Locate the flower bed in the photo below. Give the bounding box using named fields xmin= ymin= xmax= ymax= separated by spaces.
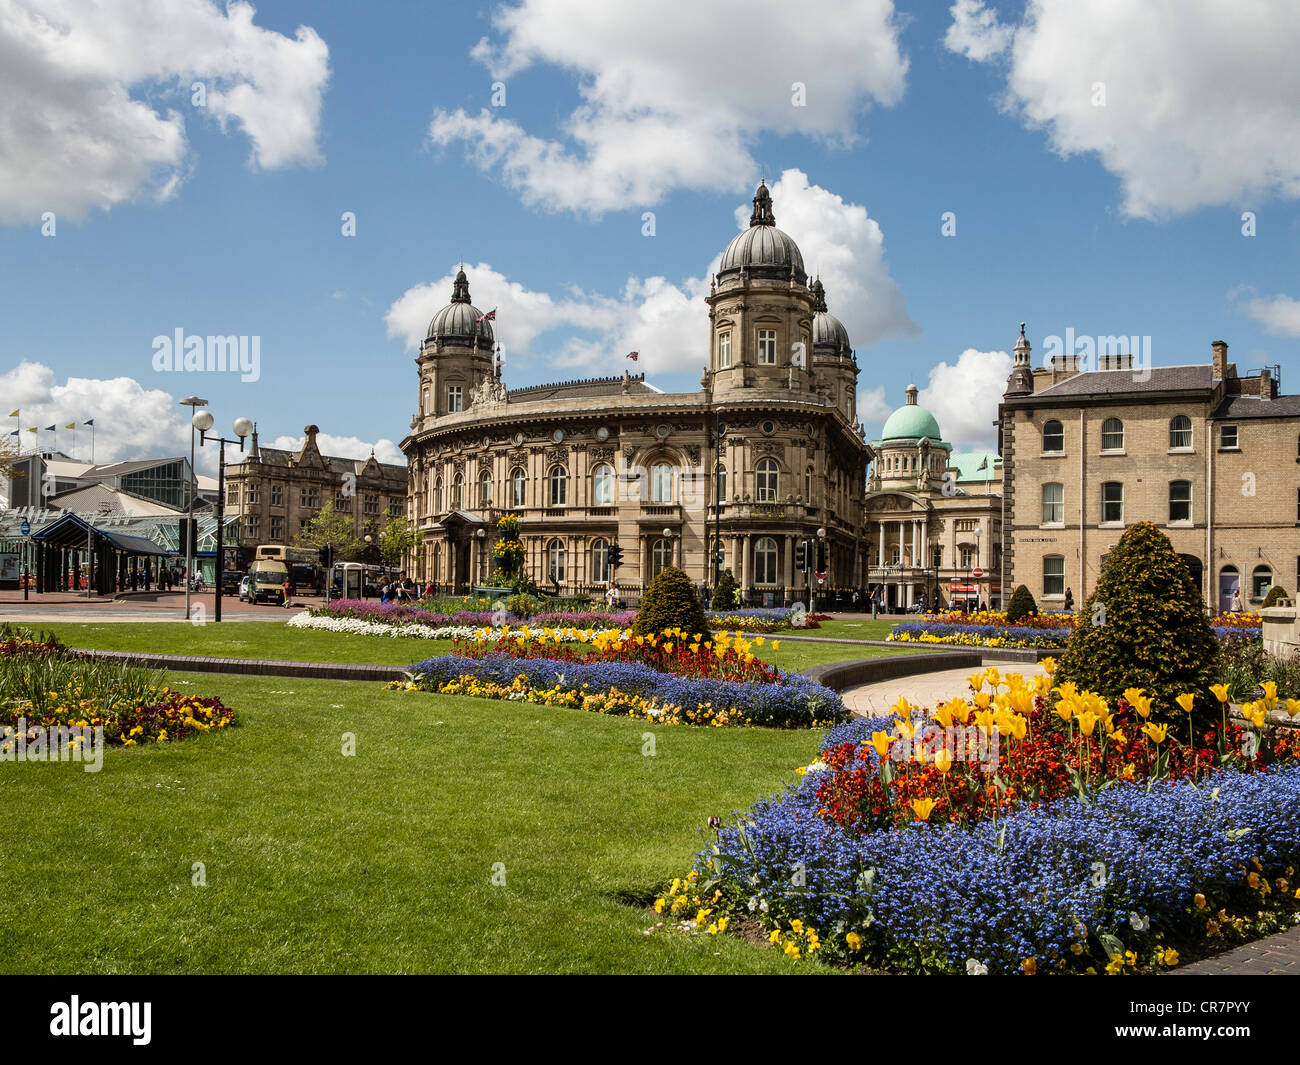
xmin=705 ymin=607 xmax=827 ymax=632
xmin=390 ymin=651 xmax=844 ymax=729
xmin=0 ymin=626 xmax=236 ymax=746
xmin=656 ymin=665 xmax=1300 ymax=972
xmin=888 ymin=621 xmax=1070 ymax=649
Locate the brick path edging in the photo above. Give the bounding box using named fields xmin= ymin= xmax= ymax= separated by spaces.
xmin=71 ymin=647 xmax=406 ymax=682
xmin=1172 ymin=923 xmax=1300 ymax=974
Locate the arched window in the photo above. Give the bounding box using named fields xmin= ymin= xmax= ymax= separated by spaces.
xmin=1101 ymin=418 xmax=1124 ymax=451
xmin=422 ymin=386 xmax=429 ymax=415
xmin=1041 ymin=482 xmax=1064 ymax=525
xmin=592 ymin=463 xmax=614 ymax=505
xmin=1042 ymin=419 xmax=1064 ymax=452
xmin=754 ymin=536 xmax=779 ymax=584
xmin=432 ymin=477 xmax=442 ymax=513
xmin=546 ymin=538 xmax=566 ymax=583
xmin=1043 ymin=556 xmax=1065 ymax=597
xmin=1169 ymin=480 xmax=1192 ymax=523
xmin=451 ymin=473 xmax=463 ymax=510
xmin=590 ymin=538 xmax=611 ymax=583
xmin=1253 ymin=565 xmax=1273 ymax=600
xmin=549 ymin=466 xmax=568 ymax=507
xmin=651 ymin=462 xmax=674 ymax=503
xmin=1169 ymin=415 xmax=1193 ymax=450
xmin=510 ymin=467 xmax=527 ymax=508
xmin=651 ymin=538 xmax=674 ymax=577
xmin=478 ymin=469 xmax=492 ymax=508
xmin=756 ymin=458 xmax=779 ymax=502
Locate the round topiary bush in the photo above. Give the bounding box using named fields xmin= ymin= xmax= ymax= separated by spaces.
xmin=1262 ymin=585 xmax=1289 ymax=609
xmin=633 ymin=566 xmax=711 ymax=641
xmin=1005 ymin=584 xmax=1038 ymax=624
xmin=712 ymin=568 xmax=739 ymax=611
xmin=1055 ymin=521 xmax=1220 ymax=728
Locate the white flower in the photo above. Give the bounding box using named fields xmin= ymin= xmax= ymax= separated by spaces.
xmin=804 ymin=760 xmax=827 ymax=775
xmin=966 ymin=959 xmax=989 ymax=975
xmin=1129 ymin=912 xmax=1150 ymax=932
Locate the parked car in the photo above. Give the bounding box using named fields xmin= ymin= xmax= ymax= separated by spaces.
xmin=221 ymin=569 xmax=244 ymax=596
xmin=237 ymin=576 xmax=252 ymax=602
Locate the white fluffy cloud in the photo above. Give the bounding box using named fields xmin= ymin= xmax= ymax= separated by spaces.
xmin=945 ymin=0 xmax=1300 ymax=218
xmin=856 ymin=385 xmax=892 ymax=426
xmin=1232 ymin=288 xmax=1300 ymax=338
xmin=268 ymin=431 xmax=405 ymax=468
xmin=918 ymin=348 xmax=1011 ymax=449
xmin=0 ymin=0 xmax=330 ymax=222
xmin=428 ymin=0 xmax=907 ymax=214
xmin=386 ymin=170 xmax=915 ymax=380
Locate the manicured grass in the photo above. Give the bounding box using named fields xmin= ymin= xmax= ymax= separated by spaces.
xmin=813 ymin=618 xmax=897 ymax=641
xmin=0 ymin=672 xmax=824 ymax=974
xmin=47 ymin=620 xmax=921 ymax=673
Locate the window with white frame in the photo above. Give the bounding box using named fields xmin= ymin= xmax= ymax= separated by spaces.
xmin=754 ymin=537 xmax=778 ymax=584
xmin=447 ymin=385 xmax=463 ymax=413
xmin=549 ymin=466 xmax=567 ymax=507
xmin=718 ymin=331 xmax=731 ymax=368
xmin=1101 ymin=481 xmax=1123 ymax=524
xmin=1101 ymin=418 xmax=1124 ymax=451
xmin=1044 ymin=556 xmax=1065 ymax=596
xmin=1042 ymin=420 xmax=1064 ymax=453
xmin=756 ymin=458 xmax=779 ymax=502
xmin=592 ymin=464 xmax=614 ymax=505
xmin=511 ymin=467 xmax=526 ymax=507
xmin=1041 ymin=482 xmax=1064 ymax=525
xmin=547 ymin=538 xmax=566 ymax=582
xmin=757 ymin=329 xmax=777 ymax=365
xmin=651 ymin=462 xmax=674 ymax=503
xmin=1170 ymin=480 xmax=1192 ymax=523
xmin=1169 ymin=415 xmax=1193 ymax=450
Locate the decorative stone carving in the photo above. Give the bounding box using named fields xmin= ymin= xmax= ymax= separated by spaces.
xmin=468 ymin=375 xmax=508 ymax=411
xmin=592 ymin=446 xmax=615 ymax=462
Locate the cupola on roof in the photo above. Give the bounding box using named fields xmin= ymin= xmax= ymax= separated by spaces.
xmin=426 ymin=268 xmax=495 ymax=344
xmin=717 ymin=181 xmax=807 ymax=286
xmin=881 ymin=383 xmax=943 ymax=442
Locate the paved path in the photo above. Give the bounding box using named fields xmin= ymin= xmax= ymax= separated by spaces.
xmin=1175 ymin=924 xmax=1300 ymax=974
xmin=842 ymin=663 xmax=1049 ymax=718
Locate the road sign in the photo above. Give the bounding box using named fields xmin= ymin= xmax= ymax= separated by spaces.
xmin=19 ymin=519 xmax=30 ymax=537
xmin=972 ymin=567 xmax=983 ymax=579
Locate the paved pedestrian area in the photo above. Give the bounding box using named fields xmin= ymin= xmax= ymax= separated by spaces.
xmin=842 ymin=664 xmax=1049 ymax=717
xmin=1174 ymin=924 xmax=1300 ymax=974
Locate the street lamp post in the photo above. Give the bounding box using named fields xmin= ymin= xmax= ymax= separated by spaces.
xmin=813 ymin=526 xmax=826 ymax=613
xmin=193 ymin=411 xmax=251 ymax=622
xmin=179 ymin=396 xmax=208 ymax=619
xmin=662 ymin=526 xmax=674 ymax=569
xmin=974 ymin=526 xmax=983 ymax=611
xmin=363 ymin=534 xmax=373 ymax=599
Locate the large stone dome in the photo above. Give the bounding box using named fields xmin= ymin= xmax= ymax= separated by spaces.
xmin=426 ymin=269 xmax=494 ymax=344
xmin=881 ymin=384 xmax=943 ymax=442
xmin=717 ymin=181 xmax=807 ymax=285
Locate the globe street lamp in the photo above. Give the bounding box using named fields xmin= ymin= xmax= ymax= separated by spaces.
xmin=363 ymin=534 xmax=374 ymax=599
xmin=194 ymin=411 xmax=251 ymax=622
xmin=662 ymin=526 xmax=674 ymax=568
xmin=179 ymin=396 xmax=208 ymax=618
xmin=813 ymin=526 xmax=827 ymax=613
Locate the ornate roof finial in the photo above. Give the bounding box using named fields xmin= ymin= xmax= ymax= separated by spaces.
xmin=451 ymin=268 xmax=471 ymax=304
xmin=811 ymin=277 xmax=827 ymax=312
xmin=749 ymin=180 xmax=775 ymax=227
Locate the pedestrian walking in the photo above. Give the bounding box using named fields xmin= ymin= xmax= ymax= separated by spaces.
xmin=282 ymin=578 xmax=292 ymax=608
xmin=1231 ymin=586 xmax=1242 ymax=613
xmin=1064 ymin=587 xmax=1074 ymax=612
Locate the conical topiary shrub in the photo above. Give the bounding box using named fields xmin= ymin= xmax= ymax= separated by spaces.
xmin=712 ymin=568 xmax=739 ymax=611
xmin=1005 ymin=584 xmax=1037 ymax=624
xmin=633 ymin=566 xmax=711 ymax=641
xmin=1262 ymin=585 xmax=1288 ymax=609
xmin=1055 ymin=521 xmax=1220 ymax=728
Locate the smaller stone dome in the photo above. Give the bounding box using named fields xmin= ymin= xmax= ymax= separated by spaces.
xmin=810 ymin=279 xmax=850 ymax=351
xmin=426 ymin=269 xmax=495 ymax=344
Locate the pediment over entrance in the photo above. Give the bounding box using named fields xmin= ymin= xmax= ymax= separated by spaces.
xmin=866 ymin=492 xmax=927 ymax=512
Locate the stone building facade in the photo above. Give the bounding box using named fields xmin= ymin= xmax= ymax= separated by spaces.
xmin=225 ymin=425 xmax=407 ymax=549
xmin=999 ymin=333 xmax=1297 ymax=612
xmin=865 ymin=385 xmax=1004 ymax=611
xmin=400 ymin=183 xmax=875 ymax=602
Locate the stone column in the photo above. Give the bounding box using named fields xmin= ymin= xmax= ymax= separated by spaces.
xmin=740 ymin=535 xmax=751 ymax=596
xmin=782 ymin=533 xmax=794 ymax=593
xmin=877 ymin=522 xmax=884 ymax=568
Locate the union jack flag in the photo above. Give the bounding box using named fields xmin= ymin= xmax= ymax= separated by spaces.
xmin=477 ymin=308 xmax=496 ymax=323
xmin=626 ymin=351 xmax=639 ymax=361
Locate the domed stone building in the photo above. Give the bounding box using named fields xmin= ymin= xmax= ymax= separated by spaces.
xmin=400 ymin=182 xmax=874 ymax=603
xmin=864 ymin=385 xmax=1004 ymax=611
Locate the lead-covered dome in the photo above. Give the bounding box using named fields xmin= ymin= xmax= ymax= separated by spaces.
xmin=717 ymin=181 xmax=807 ymax=285
xmin=426 ymin=269 xmax=494 ymax=344
xmin=810 ymin=278 xmax=850 ymax=352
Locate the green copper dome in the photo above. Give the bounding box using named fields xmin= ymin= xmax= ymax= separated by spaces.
xmin=881 ymin=384 xmax=942 ymax=441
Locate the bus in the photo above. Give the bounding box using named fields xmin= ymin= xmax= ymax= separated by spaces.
xmin=255 ymin=543 xmax=318 ymax=563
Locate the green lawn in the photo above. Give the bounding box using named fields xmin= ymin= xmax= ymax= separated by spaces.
xmin=812 ymin=618 xmax=897 ymax=641
xmin=48 ymin=620 xmax=922 ymax=673
xmin=0 ymin=673 xmax=824 ymax=974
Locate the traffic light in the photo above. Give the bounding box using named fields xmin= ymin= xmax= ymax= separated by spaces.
xmin=816 ymin=539 xmax=827 ymax=572
xmin=795 ymin=541 xmax=807 ymax=570
xmin=318 ymin=544 xmax=334 ymax=570
xmin=608 ymin=543 xmax=624 ymax=569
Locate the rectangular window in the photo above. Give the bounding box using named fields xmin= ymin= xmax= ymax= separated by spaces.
xmin=960 ymin=546 xmax=973 ymax=569
xmin=932 ymin=546 xmax=942 ymax=568
xmin=1042 ymin=422 xmax=1064 ymax=452
xmin=247 ymin=484 xmax=259 ymax=504
xmin=1101 ymin=482 xmax=1123 ymax=524
xmin=1041 ymin=483 xmax=1064 ymax=525
xmin=226 ymin=484 xmax=239 ymax=504
xmin=269 ymin=516 xmax=283 ymax=540
xmin=448 ymin=385 xmax=463 ymax=413
xmin=1220 ymin=424 xmax=1238 ymax=449
xmin=244 ymin=516 xmax=258 ymax=538
xmin=718 ymin=332 xmax=731 ymax=368
xmin=1044 ymin=556 xmax=1065 ymax=597
xmin=270 ymin=484 xmax=284 ymax=507
xmin=363 ymin=494 xmax=379 ymax=516
xmin=300 ymin=487 xmax=318 ymax=509
xmin=388 ymin=499 xmax=402 ymax=517
xmin=1170 ymin=481 xmax=1192 ymax=523
xmin=757 ymin=329 xmax=776 ymax=365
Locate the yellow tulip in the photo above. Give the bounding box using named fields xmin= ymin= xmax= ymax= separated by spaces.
xmin=967 ymin=673 xmax=984 ymax=692
xmin=890 ymin=696 xmax=913 ymax=720
xmin=933 ymin=749 xmax=954 ymax=774
xmin=1040 ymin=657 xmax=1057 ymax=676
xmin=1285 ymin=699 xmax=1300 ymax=719
xmin=1052 ymin=699 xmax=1075 ymax=723
xmin=910 ymin=797 xmax=937 ymax=822
xmin=1210 ymin=684 xmax=1229 ymax=704
xmin=1175 ymin=692 xmax=1196 ymax=715
xmin=1076 ymin=710 xmax=1099 ymax=737
xmin=1142 ymin=723 xmax=1168 ymax=744
xmin=1262 ymin=681 xmax=1278 ymax=711
xmin=870 ymin=731 xmax=892 ymax=759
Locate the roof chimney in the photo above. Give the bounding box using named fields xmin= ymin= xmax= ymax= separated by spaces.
xmin=1260 ymin=366 xmax=1276 ymax=400
xmin=1211 ymin=340 xmax=1229 ymax=380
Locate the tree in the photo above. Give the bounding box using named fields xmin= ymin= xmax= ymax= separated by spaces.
xmin=712 ymin=568 xmax=739 ymax=611
xmin=377 ymin=516 xmax=418 ymax=569
xmin=1005 ymin=584 xmax=1037 ymax=624
xmin=1055 ymin=521 xmax=1220 ymax=728
xmin=1262 ymin=585 xmax=1289 ymax=609
xmin=633 ymin=566 xmax=711 ymax=641
xmin=293 ymin=501 xmax=363 ymax=561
